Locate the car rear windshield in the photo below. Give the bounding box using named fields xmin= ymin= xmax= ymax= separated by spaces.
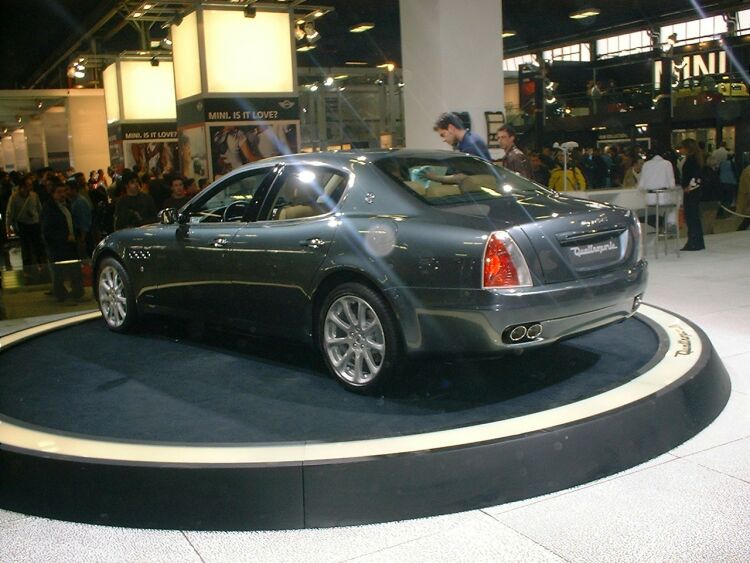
xmin=374 ymin=155 xmax=553 ymax=205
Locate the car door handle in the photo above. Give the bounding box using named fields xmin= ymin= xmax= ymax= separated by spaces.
xmin=212 ymin=237 xmax=229 ymax=248
xmin=300 ymin=238 xmax=327 ymax=249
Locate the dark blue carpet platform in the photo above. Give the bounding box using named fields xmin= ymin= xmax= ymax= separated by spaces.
xmin=0 ymin=305 xmax=730 ymax=530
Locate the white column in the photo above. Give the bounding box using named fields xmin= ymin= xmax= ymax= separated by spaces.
xmin=1 ymin=136 xmax=16 ymax=171
xmin=11 ymin=130 xmax=30 ymax=172
xmin=66 ymin=92 xmax=109 ymax=174
xmin=25 ymin=119 xmax=48 ymax=170
xmin=400 ymin=0 xmax=504 ymax=152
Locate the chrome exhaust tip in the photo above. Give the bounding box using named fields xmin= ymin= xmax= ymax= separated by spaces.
xmin=526 ymin=323 xmax=543 ymax=339
xmin=509 ymin=325 xmax=528 ymax=342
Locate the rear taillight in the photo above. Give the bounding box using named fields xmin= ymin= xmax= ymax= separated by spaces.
xmin=482 ymin=231 xmax=532 ymax=288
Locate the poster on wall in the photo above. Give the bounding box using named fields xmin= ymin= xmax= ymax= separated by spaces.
xmin=208 ymin=121 xmax=299 ymax=178
xmin=123 ymin=140 xmax=179 ymax=177
xmin=178 ymin=124 xmax=209 ymax=181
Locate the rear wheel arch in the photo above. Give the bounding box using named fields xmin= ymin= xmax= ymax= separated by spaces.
xmin=311 ymin=270 xmax=404 ymax=350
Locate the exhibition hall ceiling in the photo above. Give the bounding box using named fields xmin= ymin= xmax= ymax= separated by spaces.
xmin=1 ymin=0 xmax=748 ymax=90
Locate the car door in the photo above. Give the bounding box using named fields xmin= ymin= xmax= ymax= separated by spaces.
xmin=228 ymin=164 xmax=349 ymax=337
xmin=148 ymin=166 xmax=276 ymax=319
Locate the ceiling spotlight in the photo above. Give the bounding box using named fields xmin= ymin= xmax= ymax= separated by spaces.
xmin=569 ymin=8 xmax=600 ymax=20
xmin=142 ymin=3 xmax=153 ymax=9
xmin=162 ymin=37 xmax=173 ymax=48
xmin=350 ymin=23 xmax=374 ymax=33
xmin=150 ymin=56 xmax=159 ymax=67
xmin=502 ymin=30 xmax=516 ymax=38
xmin=313 ymin=10 xmax=324 ymax=18
xmin=304 ymin=22 xmax=320 ymax=43
xmin=310 ymin=83 xmax=319 ymax=92
xmin=324 ymin=76 xmax=334 ymax=87
xmin=377 ymin=63 xmax=395 ymax=72
xmin=294 ymin=26 xmax=306 ymax=41
xmin=244 ymin=5 xmax=257 ymax=18
xmin=16 ymin=115 xmax=22 ymax=124
xmin=74 ymin=69 xmax=85 ymax=78
xmin=36 ymin=100 xmax=43 ymax=109
xmin=132 ymin=11 xmax=143 ymax=18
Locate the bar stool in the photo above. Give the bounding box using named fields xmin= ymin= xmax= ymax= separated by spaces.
xmin=644 ymin=188 xmax=681 ymax=258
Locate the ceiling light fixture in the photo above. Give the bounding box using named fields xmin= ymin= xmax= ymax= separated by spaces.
xmin=502 ymin=30 xmax=516 ymax=38
xmin=324 ymin=77 xmax=334 ymax=86
xmin=297 ymin=45 xmax=316 ymax=52
xmin=132 ymin=11 xmax=143 ymax=18
xmin=345 ymin=61 xmax=368 ymax=66
xmin=377 ymin=63 xmax=395 ymax=72
xmin=569 ymin=8 xmax=600 ymax=20
xmin=313 ymin=10 xmax=324 ymax=18
xmin=350 ymin=23 xmax=375 ymax=33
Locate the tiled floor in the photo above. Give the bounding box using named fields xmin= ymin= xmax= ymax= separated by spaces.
xmin=1 ymin=231 xmax=748 ymax=562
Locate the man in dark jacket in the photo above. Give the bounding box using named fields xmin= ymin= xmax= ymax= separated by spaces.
xmin=114 ymin=170 xmax=157 ymax=230
xmin=497 ymin=125 xmax=532 ymax=179
xmin=41 ymin=180 xmax=83 ymax=301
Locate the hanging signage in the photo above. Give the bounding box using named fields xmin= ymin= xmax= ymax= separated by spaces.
xmin=177 ymin=97 xmax=300 ymax=128
xmin=108 ymin=122 xmax=178 ymax=142
xmin=653 ymin=51 xmax=728 ymax=87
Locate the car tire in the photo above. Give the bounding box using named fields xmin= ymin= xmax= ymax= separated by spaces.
xmin=319 ymin=282 xmax=403 ymax=394
xmin=97 ymin=257 xmax=138 ymax=333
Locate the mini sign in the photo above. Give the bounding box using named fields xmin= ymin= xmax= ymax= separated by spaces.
xmin=654 ymin=51 xmax=728 ymax=87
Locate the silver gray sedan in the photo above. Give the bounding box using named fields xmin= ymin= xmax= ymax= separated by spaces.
xmin=94 ymin=150 xmax=647 ymax=393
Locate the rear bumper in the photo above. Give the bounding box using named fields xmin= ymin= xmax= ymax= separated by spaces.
xmin=386 ymin=260 xmax=647 ymax=355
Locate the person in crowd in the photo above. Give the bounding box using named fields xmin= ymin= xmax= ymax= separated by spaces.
xmin=162 ymin=175 xmax=191 ymax=210
xmin=736 ymin=161 xmax=750 ymax=231
xmin=102 ymin=168 xmax=114 ymax=187
xmin=708 ymin=142 xmax=728 ymax=170
xmin=432 ymin=112 xmax=491 ymax=161
xmin=185 ymin=178 xmax=199 ymax=198
xmin=497 ymin=125 xmax=532 ymax=179
xmin=41 ymin=180 xmax=83 ymax=302
xmin=66 ymin=179 xmax=93 ymax=258
xmin=528 ymin=152 xmax=550 ymax=186
xmin=146 ymin=176 xmax=170 ymax=211
xmin=587 ymin=80 xmax=603 ymax=114
xmin=5 ymin=173 xmax=46 ymax=273
xmin=583 ymin=147 xmax=609 ymax=189
xmin=548 ymin=150 xmax=587 ymax=191
xmin=638 ymin=150 xmax=678 ymax=231
xmin=114 ymin=170 xmax=157 ymax=231
xmin=622 ymin=155 xmax=644 ymax=188
xmin=198 ymin=178 xmax=209 ymax=192
xmin=0 ymin=170 xmax=13 ymax=270
xmin=717 ymin=153 xmax=738 ymax=217
xmin=678 ymin=139 xmax=706 ymax=251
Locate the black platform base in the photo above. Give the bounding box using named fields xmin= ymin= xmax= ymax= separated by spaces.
xmin=0 ymin=305 xmax=731 ymax=530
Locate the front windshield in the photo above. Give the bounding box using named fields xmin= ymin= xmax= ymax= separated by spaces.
xmin=374 ymin=154 xmax=553 ymax=205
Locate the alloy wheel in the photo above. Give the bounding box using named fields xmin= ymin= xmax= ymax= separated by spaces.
xmin=323 ymin=295 xmax=385 ymax=386
xmin=98 ymin=265 xmax=128 ymax=328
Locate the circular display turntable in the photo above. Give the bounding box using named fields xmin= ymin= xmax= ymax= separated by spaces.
xmin=0 ymin=305 xmax=730 ymax=530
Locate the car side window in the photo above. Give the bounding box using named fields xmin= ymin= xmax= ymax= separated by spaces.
xmin=186 ymin=168 xmax=273 ymax=223
xmin=265 ymin=166 xmax=348 ymax=221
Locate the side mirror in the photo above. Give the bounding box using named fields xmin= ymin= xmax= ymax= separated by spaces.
xmin=159 ymin=208 xmax=179 ymax=225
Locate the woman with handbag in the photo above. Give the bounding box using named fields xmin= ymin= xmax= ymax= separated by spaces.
xmin=678 ymin=139 xmax=705 ymax=251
